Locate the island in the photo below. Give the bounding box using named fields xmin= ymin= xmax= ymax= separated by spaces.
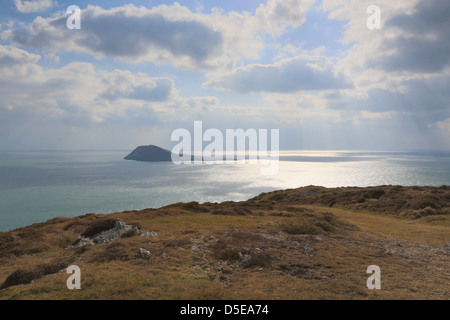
xmin=124 ymin=145 xmax=174 ymax=162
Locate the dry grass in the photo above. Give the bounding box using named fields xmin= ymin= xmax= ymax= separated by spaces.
xmin=1 ymin=257 xmax=73 ymax=289
xmin=0 ymin=186 xmax=448 ymax=300
xmin=280 ymin=211 xmax=359 ymax=235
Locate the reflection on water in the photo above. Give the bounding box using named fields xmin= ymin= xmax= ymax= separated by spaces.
xmin=0 ymin=150 xmax=449 ymax=231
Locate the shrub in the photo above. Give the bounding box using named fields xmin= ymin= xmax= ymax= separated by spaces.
xmin=120 ymin=228 xmax=138 ymax=238
xmin=81 ymin=219 xmax=117 ymax=238
xmin=211 ymin=239 xmax=241 ymax=261
xmin=233 ymin=207 xmax=252 ymax=216
xmin=1 ymin=270 xmax=36 ymax=289
xmin=182 ymin=202 xmax=210 ymax=213
xmin=211 ymin=209 xmax=236 ymax=216
xmin=364 ymin=189 xmax=385 ymax=199
xmin=0 ymin=233 xmax=15 ymax=247
xmin=285 ymin=207 xmax=313 ymax=213
xmin=0 ymin=257 xmax=73 ymax=289
xmin=243 ymin=252 xmax=273 ymax=269
xmin=406 ymin=198 xmax=440 ymax=210
xmin=281 ymin=212 xmax=358 ymax=235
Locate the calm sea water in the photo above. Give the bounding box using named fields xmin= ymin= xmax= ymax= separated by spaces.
xmin=0 ymin=150 xmax=449 ymax=231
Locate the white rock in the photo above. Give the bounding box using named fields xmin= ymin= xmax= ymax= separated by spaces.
xmin=139 ymin=248 xmax=151 ymax=259
xmin=141 ymin=231 xmax=158 ymax=238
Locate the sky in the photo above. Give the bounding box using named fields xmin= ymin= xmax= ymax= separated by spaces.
xmin=0 ymin=0 xmax=449 ymax=151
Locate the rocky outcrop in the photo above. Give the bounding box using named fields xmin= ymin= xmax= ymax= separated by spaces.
xmin=68 ymin=219 xmax=132 ymax=249
xmin=124 ymin=145 xmax=174 ymax=162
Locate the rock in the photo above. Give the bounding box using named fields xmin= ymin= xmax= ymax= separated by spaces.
xmin=141 ymin=231 xmax=158 ymax=238
xmin=93 ymin=219 xmax=132 ymax=244
xmin=131 ymin=227 xmax=140 ymax=236
xmin=301 ymin=243 xmax=315 ymax=254
xmin=139 ymin=248 xmax=151 ymax=259
xmin=190 ymin=234 xmax=205 ymax=242
xmin=218 ymin=266 xmax=232 ymax=275
xmin=299 ymin=189 xmax=316 ymax=197
xmin=290 ymin=241 xmax=315 ymax=254
xmin=66 ymin=219 xmax=131 ymax=249
xmin=66 ymin=237 xmax=94 ymax=249
xmin=191 ymin=244 xmax=209 ymax=253
xmin=261 ymin=234 xmax=284 ymax=242
xmin=241 ymin=255 xmax=252 ymax=267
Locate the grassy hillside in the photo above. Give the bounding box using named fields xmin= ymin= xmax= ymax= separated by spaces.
xmin=0 ymin=185 xmax=449 ymax=300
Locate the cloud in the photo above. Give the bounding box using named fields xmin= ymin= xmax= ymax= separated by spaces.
xmin=5 ymin=1 xmax=315 ymax=70
xmin=8 ymin=5 xmax=223 ymax=69
xmin=255 ymin=0 xmax=316 ymax=35
xmin=0 ymin=46 xmax=208 ymax=124
xmin=318 ymin=0 xmax=450 ymax=126
xmin=435 ymin=118 xmax=450 ymax=132
xmin=204 ymin=54 xmax=353 ymax=93
xmin=100 ymin=73 xmax=174 ymax=102
xmin=370 ymin=0 xmax=450 ymax=73
xmin=0 ymin=44 xmax=40 ymax=66
xmin=14 ymin=0 xmax=55 ymax=13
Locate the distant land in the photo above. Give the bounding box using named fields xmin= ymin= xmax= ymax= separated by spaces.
xmin=124 ymin=145 xmax=173 ymax=162
xmin=123 ymin=145 xmax=230 ymax=162
xmin=123 ymin=145 xmax=421 ymax=163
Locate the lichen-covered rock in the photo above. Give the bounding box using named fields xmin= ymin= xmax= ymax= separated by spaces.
xmin=140 ymin=231 xmax=157 ymax=238
xmin=93 ymin=220 xmax=131 ymax=244
xmin=139 ymin=248 xmax=151 ymax=259
xmin=66 ymin=219 xmax=132 ymax=249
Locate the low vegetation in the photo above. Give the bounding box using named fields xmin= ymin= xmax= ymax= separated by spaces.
xmin=0 ymin=185 xmax=448 ymax=300
xmin=280 ymin=211 xmax=359 ymax=235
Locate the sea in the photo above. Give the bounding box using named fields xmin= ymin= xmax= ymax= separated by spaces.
xmin=0 ymin=150 xmax=449 ymax=231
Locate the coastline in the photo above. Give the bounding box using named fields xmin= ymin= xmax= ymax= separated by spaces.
xmin=0 ymin=185 xmax=449 ymax=300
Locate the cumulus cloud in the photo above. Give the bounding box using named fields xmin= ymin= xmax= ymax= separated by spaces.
xmin=14 ymin=0 xmax=55 ymax=13
xmin=5 ymin=1 xmax=315 ymax=70
xmin=318 ymin=0 xmax=450 ymax=128
xmin=363 ymin=75 xmax=450 ymax=115
xmin=100 ymin=73 xmax=174 ymax=102
xmin=0 ymin=44 xmax=40 ymax=66
xmin=255 ymin=0 xmax=316 ymax=35
xmin=370 ymin=0 xmax=450 ymax=73
xmin=8 ymin=5 xmax=223 ymax=69
xmin=204 ymin=55 xmax=353 ymax=93
xmin=321 ymin=0 xmax=450 ymax=76
xmin=0 ymin=45 xmax=217 ymax=124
